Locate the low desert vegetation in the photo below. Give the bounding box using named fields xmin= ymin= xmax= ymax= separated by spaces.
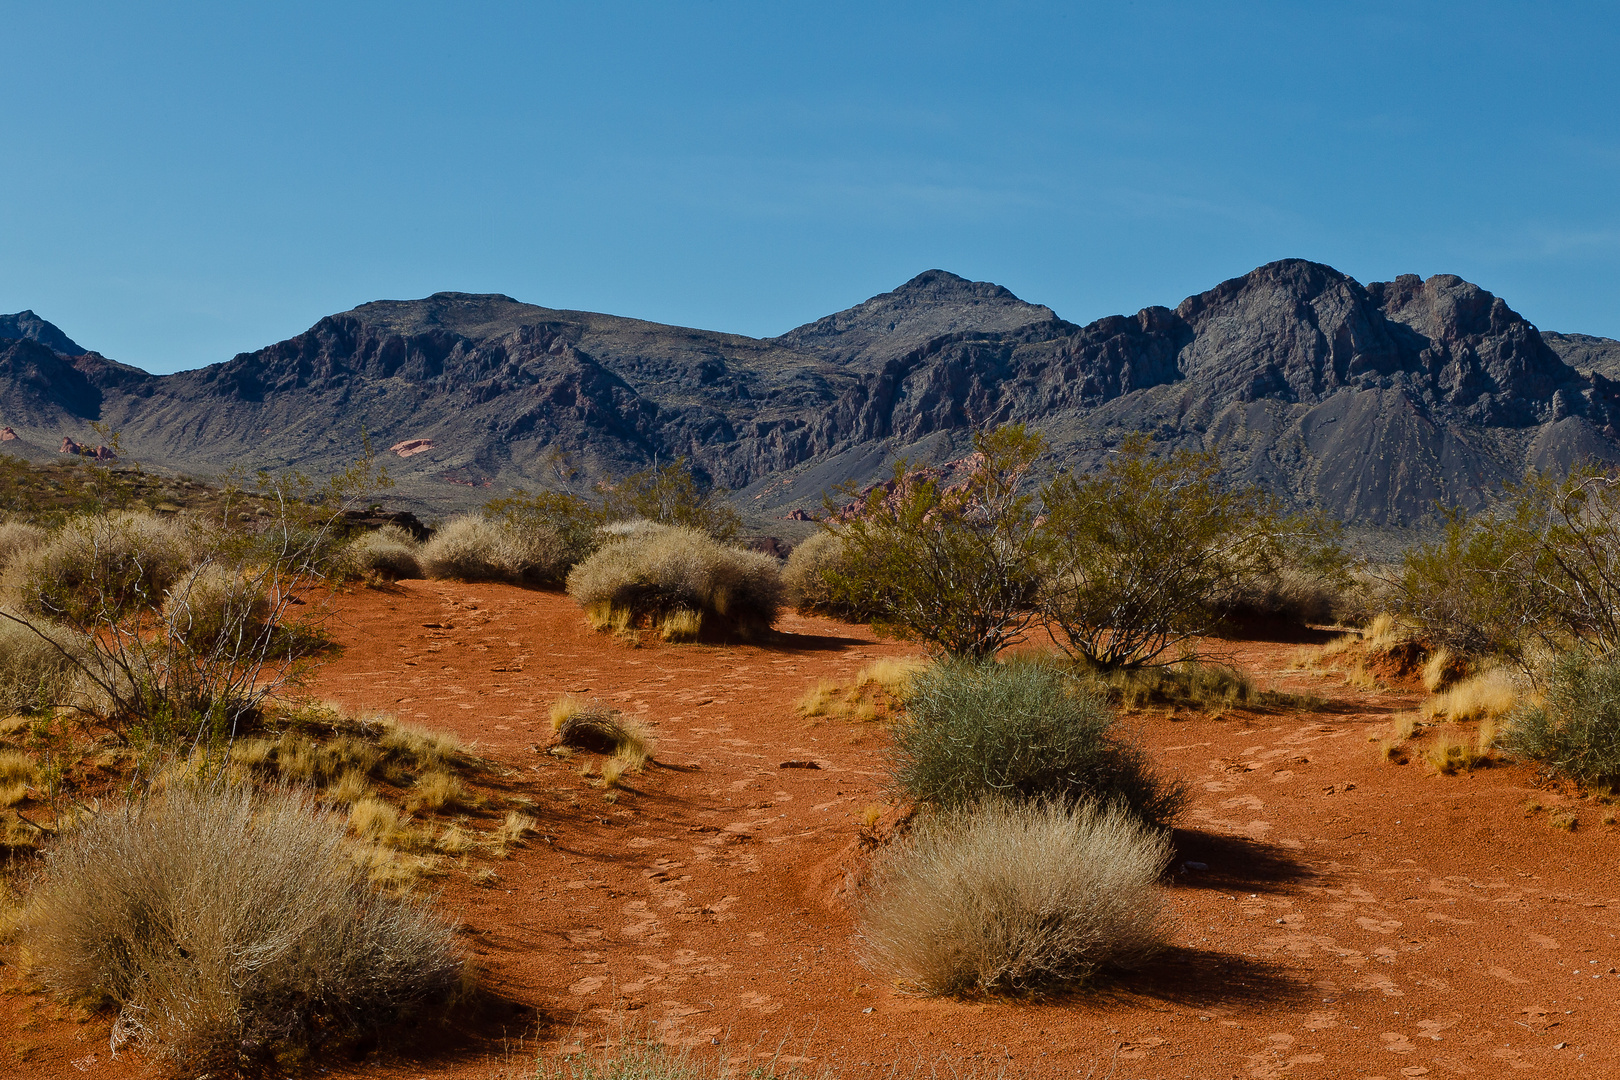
xmin=1506 ymin=649 xmax=1620 ymax=789
xmin=343 ymin=523 xmax=424 ymax=580
xmin=20 ymin=782 xmax=464 ymax=1073
xmin=1421 ymin=668 xmax=1518 ymax=723
xmin=890 ymin=659 xmax=1187 ymax=830
xmin=796 ymin=657 xmax=929 ymax=721
xmin=1039 ymin=437 xmax=1349 ymax=668
xmin=566 ymin=523 xmax=782 ymax=641
xmin=419 ymin=513 xmax=583 ymax=586
xmin=858 ymin=799 xmax=1172 ymax=996
xmin=818 ymin=427 xmax=1348 ymax=665
xmin=821 ymin=425 xmax=1049 ymax=658
xmin=550 ymin=696 xmax=655 ymax=789
xmin=1394 ymin=467 xmax=1620 ymax=668
xmin=782 ymin=530 xmax=888 ymax=621
xmin=597 ymin=457 xmax=744 ymax=542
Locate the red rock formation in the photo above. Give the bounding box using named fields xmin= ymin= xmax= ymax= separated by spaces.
xmin=390 ymin=438 xmax=435 ymax=458
xmin=0 ymin=427 xmax=16 ymax=441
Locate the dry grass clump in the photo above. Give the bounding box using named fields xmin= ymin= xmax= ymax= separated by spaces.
xmin=0 ymin=521 xmax=48 ymax=574
xmin=407 ymin=769 xmax=469 ymax=813
xmin=566 ymin=524 xmax=782 ymax=641
xmin=797 ymin=657 xmax=929 ymax=721
xmin=21 ymin=783 xmax=464 ymax=1072
xmin=859 ymin=799 xmax=1171 ymax=996
xmin=1422 ymin=668 xmax=1517 ymax=722
xmin=2 ymin=511 xmax=199 ymax=623
xmin=1422 ymin=646 xmax=1459 ymax=693
xmin=782 ymin=530 xmax=887 ymax=622
xmin=551 ymin=697 xmax=654 ymax=789
xmin=0 ymin=749 xmax=36 ymax=807
xmin=1076 ymin=660 xmax=1272 ymax=716
xmin=418 ymin=514 xmax=577 ymax=586
xmin=162 ymin=564 xmax=272 ymax=652
xmin=1425 ymin=726 xmax=1495 ymax=775
xmin=343 ymin=524 xmax=423 ymax=580
xmin=0 ymin=613 xmax=89 ymax=714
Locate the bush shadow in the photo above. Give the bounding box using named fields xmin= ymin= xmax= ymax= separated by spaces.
xmin=1099 ymin=947 xmax=1312 ymax=1010
xmin=1168 ymin=828 xmax=1320 ymax=891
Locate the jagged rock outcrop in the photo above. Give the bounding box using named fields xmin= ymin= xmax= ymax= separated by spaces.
xmin=1 ymin=264 xmax=1616 ymax=528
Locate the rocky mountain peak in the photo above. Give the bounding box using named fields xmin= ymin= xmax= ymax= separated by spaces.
xmin=772 ymin=269 xmax=1058 ymax=366
xmin=0 ymin=310 xmax=85 ymax=356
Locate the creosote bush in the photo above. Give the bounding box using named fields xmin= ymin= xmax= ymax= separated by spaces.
xmin=891 ymin=660 xmax=1186 ymax=830
xmin=859 ymin=799 xmax=1171 ymax=996
xmin=21 ymin=783 xmax=464 ymax=1072
xmin=565 ymin=523 xmax=782 ymax=641
xmin=1506 ymin=650 xmax=1620 ymax=789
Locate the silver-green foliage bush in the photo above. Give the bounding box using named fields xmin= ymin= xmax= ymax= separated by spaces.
xmin=859 ymin=799 xmax=1171 ymax=995
xmin=891 ymin=660 xmax=1186 ymax=829
xmin=565 ymin=523 xmax=782 ymax=638
xmin=1506 ymin=649 xmax=1620 ymax=788
xmin=24 ymin=784 xmax=463 ymax=1071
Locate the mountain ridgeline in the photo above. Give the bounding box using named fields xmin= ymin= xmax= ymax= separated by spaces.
xmin=3 ymin=261 xmax=1619 ymax=528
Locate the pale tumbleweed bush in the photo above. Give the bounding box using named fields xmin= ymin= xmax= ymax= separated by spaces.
xmin=419 ymin=514 xmax=577 ymax=586
xmin=0 ymin=613 xmax=89 ymax=714
xmin=21 ymin=783 xmax=464 ymax=1072
xmin=343 ymin=524 xmax=423 ymax=580
xmin=2 ymin=511 xmax=200 ymax=623
xmin=859 ymin=799 xmax=1172 ymax=996
xmin=0 ymin=521 xmax=48 ymax=575
xmin=566 ymin=523 xmax=783 ymax=640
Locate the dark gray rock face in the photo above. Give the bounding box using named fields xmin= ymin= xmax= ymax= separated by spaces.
xmin=1 ymin=262 xmax=1616 ymax=527
xmin=0 ymin=311 xmax=85 ymax=356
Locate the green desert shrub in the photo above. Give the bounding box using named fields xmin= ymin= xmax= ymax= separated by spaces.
xmin=890 ymin=660 xmax=1186 ymax=829
xmin=599 ymin=458 xmax=743 ymax=541
xmin=22 ymin=783 xmax=464 ymax=1072
xmin=418 ymin=514 xmax=577 ymax=586
xmin=565 ymin=523 xmax=782 ymax=641
xmin=822 ymin=425 xmax=1047 ymax=658
xmin=2 ymin=511 xmax=199 ymax=623
xmin=1505 ymin=649 xmax=1620 ymax=789
xmin=342 ymin=524 xmax=423 ymax=580
xmin=858 ymin=799 xmax=1172 ymax=996
xmin=0 ymin=614 xmax=89 ymax=714
xmin=1039 ymin=436 xmax=1347 ymax=668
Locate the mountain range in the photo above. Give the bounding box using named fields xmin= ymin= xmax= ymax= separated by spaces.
xmin=4 ymin=259 xmax=1620 ymax=531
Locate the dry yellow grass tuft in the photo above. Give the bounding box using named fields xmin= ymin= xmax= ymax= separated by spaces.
xmin=796 ymin=657 xmax=928 ymax=722
xmin=493 ymin=811 xmax=536 ymax=854
xmin=325 ymin=769 xmax=372 ymax=805
xmin=1425 ymin=730 xmax=1490 ymax=774
xmin=1422 ymin=647 xmax=1456 ymax=693
xmin=0 ymin=751 xmax=35 ymax=806
xmin=1363 ymin=613 xmax=1400 ymax=651
xmin=1422 ymin=668 xmax=1517 ymax=722
xmin=348 ymin=796 xmax=401 ymax=842
xmin=408 ymin=770 xmax=468 ymax=813
xmin=658 ymin=609 xmax=702 ymax=642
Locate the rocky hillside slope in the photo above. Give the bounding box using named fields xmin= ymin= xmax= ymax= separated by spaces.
xmin=4 ymin=261 xmax=1618 ymax=527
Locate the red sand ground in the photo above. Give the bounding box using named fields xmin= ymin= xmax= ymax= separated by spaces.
xmin=4 ymin=581 xmax=1618 ymax=1079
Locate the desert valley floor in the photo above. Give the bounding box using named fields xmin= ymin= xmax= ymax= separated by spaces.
xmin=4 ymin=581 xmax=1619 ymax=1079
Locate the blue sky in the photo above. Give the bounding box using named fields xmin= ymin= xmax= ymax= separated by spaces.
xmin=2 ymin=2 xmax=1617 ymax=373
